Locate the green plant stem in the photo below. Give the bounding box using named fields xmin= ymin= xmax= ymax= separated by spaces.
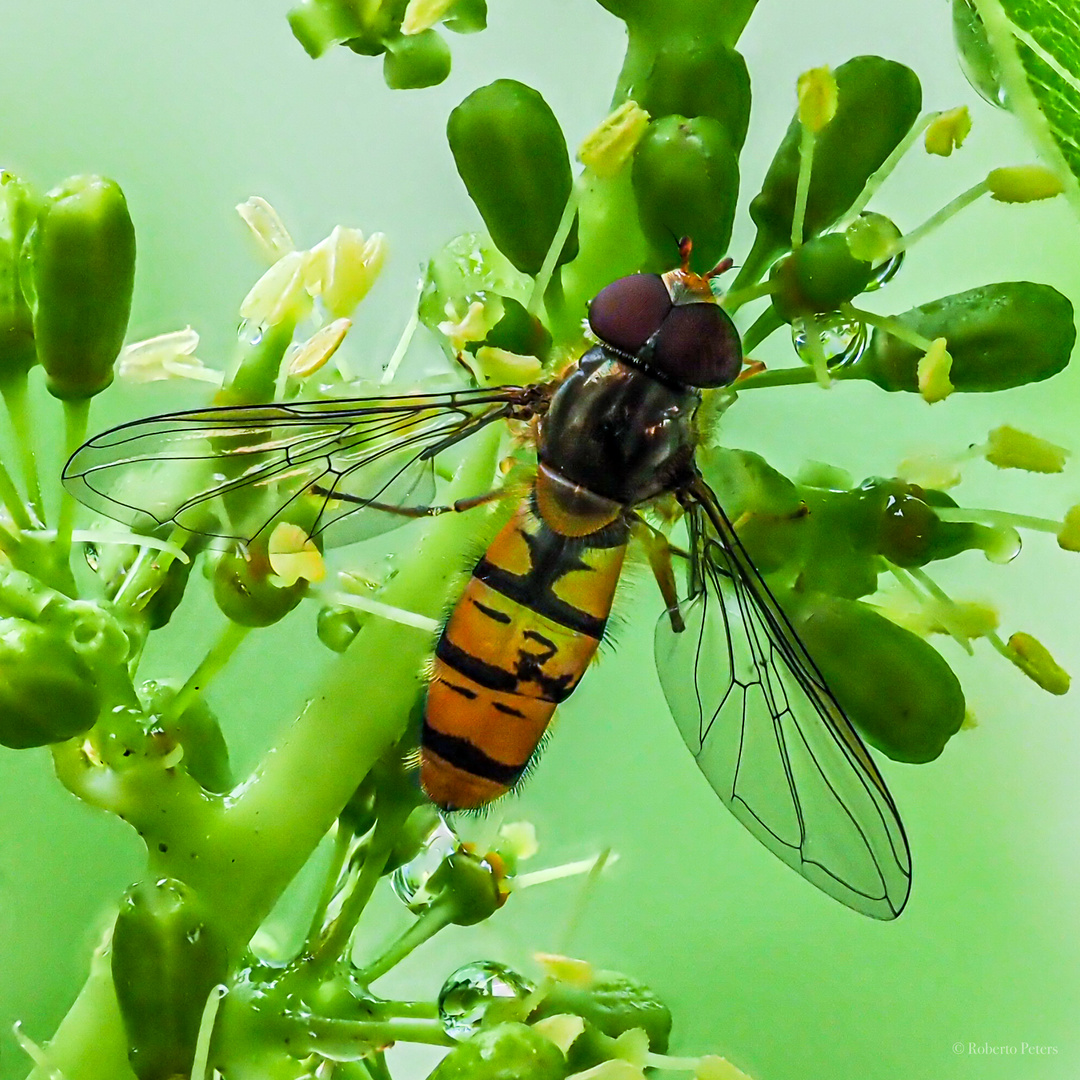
xmin=1 ymin=376 xmax=43 ymax=522
xmin=303 ymin=821 xmax=354 ymax=948
xmin=55 ymin=398 xmax=90 ymax=563
xmin=25 ymin=941 xmax=132 ymax=1080
xmin=0 ymin=456 xmax=31 ymax=531
xmin=161 ymin=620 xmax=250 ymax=726
xmin=296 ymin=1013 xmax=455 ymax=1052
xmin=355 ymin=895 xmax=456 ymax=985
xmin=736 ymin=365 xmax=821 ymax=390
xmin=306 ymin=796 xmax=411 ymax=971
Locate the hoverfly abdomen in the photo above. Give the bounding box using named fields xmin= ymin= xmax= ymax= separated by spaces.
xmin=421 ymin=493 xmax=628 ymax=811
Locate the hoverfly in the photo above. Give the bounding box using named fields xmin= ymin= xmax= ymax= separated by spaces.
xmin=63 ymin=243 xmax=911 ymax=919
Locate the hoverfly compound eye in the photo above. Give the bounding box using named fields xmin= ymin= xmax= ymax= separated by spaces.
xmin=588 ymin=273 xmax=672 ymax=356
xmin=650 ymin=300 xmax=743 ymax=388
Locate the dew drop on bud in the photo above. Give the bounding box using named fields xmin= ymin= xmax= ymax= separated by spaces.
xmin=792 ymin=311 xmax=868 ymax=369
xmin=952 ymin=0 xmax=1008 ymax=108
xmin=389 ymin=815 xmax=458 ymax=913
xmin=438 ymin=960 xmax=535 ymax=1040
xmin=854 ymin=213 xmax=904 ymax=291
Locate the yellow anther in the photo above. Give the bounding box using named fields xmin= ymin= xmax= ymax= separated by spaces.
xmin=612 ymin=1028 xmax=650 ymax=1067
xmin=306 ymin=227 xmax=388 ymax=319
xmin=578 ymin=101 xmax=651 ymax=177
xmin=984 ymin=425 xmax=1069 ymax=472
xmin=1057 ymin=504 xmax=1080 ymax=551
xmin=896 ymin=452 xmax=962 ymax=491
xmin=288 ymin=318 xmax=351 ymax=378
xmin=401 ymin=0 xmax=455 ymax=34
xmin=469 ymin=346 xmax=543 ymax=386
xmin=118 ymin=328 xmax=216 ymax=383
xmin=1007 ymin=632 xmax=1070 ymax=695
xmin=917 ymin=338 xmax=953 ymax=403
xmin=236 ymin=196 xmax=296 ymax=262
xmin=924 ymin=107 xmax=971 ymax=157
xmin=695 ymin=1055 xmax=754 ymax=1080
xmin=534 ymin=952 xmax=594 ymax=987
xmin=268 ymin=523 xmax=325 ymax=585
xmin=986 ymin=164 xmax=1065 ymax=203
xmin=437 ymin=300 xmax=491 ymax=352
xmin=240 ymin=250 xmax=312 ymax=325
xmin=531 ymin=1014 xmax=585 ymax=1054
xmin=797 ymin=66 xmax=837 ymax=133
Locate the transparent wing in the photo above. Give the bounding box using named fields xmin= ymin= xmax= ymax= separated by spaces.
xmin=63 ymin=387 xmax=539 ymax=546
xmin=654 ymin=481 xmax=911 ymax=919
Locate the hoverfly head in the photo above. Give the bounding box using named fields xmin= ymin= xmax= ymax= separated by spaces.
xmin=587 ymin=239 xmax=742 ymax=390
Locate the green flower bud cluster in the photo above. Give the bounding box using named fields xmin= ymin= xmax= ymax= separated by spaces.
xmin=0 ymin=566 xmax=134 ymax=748
xmin=288 ymin=0 xmax=486 ymax=88
xmin=531 ymin=969 xmax=672 ymax=1071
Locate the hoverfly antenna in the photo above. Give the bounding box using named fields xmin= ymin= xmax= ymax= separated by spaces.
xmin=705 ymin=256 xmax=735 ymax=280
xmin=678 ymin=235 xmax=693 ymax=273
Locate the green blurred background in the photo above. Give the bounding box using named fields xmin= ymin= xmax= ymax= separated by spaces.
xmin=1 ymin=1 xmax=1079 ymax=1078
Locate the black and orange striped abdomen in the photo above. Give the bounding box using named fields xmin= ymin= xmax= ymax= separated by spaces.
xmin=422 ymin=488 xmax=628 ymax=810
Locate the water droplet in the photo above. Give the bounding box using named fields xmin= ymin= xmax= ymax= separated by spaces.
xmin=792 ymin=312 xmax=868 ymax=369
xmin=952 ymin=0 xmax=1008 ymax=108
xmin=852 ymin=213 xmax=904 ymax=291
xmin=84 ymin=542 xmax=100 ymax=571
xmin=389 ymin=816 xmax=458 ymax=913
xmin=438 ymin=961 xmax=534 ymax=1040
xmin=238 ymin=318 xmax=265 ymax=346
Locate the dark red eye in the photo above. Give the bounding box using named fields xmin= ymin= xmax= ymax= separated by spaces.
xmin=588 ymin=273 xmax=672 ymax=355
xmin=650 ymin=301 xmax=742 ymax=388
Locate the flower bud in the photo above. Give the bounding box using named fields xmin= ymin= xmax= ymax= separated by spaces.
xmin=748 ymin=56 xmax=921 ymax=263
xmin=852 ymin=282 xmax=1075 ymax=392
xmin=768 ymin=232 xmax=875 ymax=322
xmin=631 ymin=115 xmax=739 ymax=272
xmin=427 ymin=848 xmax=505 ymax=925
xmin=22 ymin=175 xmax=136 ymax=399
xmin=0 ymin=617 xmax=100 ymax=749
xmin=618 ymin=41 xmax=750 ymax=150
xmin=790 ymin=592 xmax=965 ymax=762
xmin=447 ymin=80 xmax=578 ymax=275
xmin=112 ymin=878 xmax=229 ymax=1080
xmin=212 ymin=546 xmax=306 ymax=627
xmin=384 ymin=28 xmax=452 ymax=89
xmin=426 ymin=1022 xmax=565 ymax=1080
xmin=0 ymin=172 xmax=40 ymax=382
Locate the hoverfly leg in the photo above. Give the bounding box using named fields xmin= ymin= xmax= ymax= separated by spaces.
xmin=631 ymin=516 xmax=685 ymax=634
